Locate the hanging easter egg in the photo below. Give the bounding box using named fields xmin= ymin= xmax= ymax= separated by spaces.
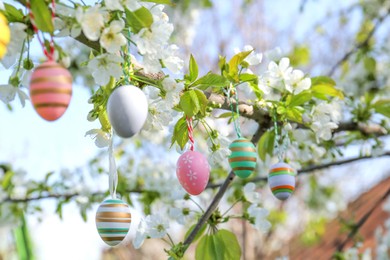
xmin=0 ymin=13 xmax=10 ymax=59
xmin=29 ymin=61 xmax=73 ymax=121
xmin=228 ymin=138 xmax=257 ymax=178
xmin=176 ymin=150 xmax=210 ymax=195
xmin=96 ymin=198 xmax=131 ymax=246
xmin=268 ymin=162 xmax=296 ymax=200
xmin=107 ymin=85 xmax=148 ymax=138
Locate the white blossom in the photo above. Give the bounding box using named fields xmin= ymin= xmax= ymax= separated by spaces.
xmin=100 ymin=20 xmax=127 ymax=53
xmin=76 ymin=5 xmax=106 ymax=41
xmin=105 ymin=0 xmax=140 ymax=11
xmin=247 ymin=204 xmax=271 ymax=232
xmin=285 ymin=69 xmax=311 ymax=94
xmin=0 ymin=84 xmax=29 ymax=107
xmin=133 ymin=21 xmax=173 ymax=55
xmin=268 ymin=57 xmax=292 ymax=81
xmin=243 ymin=183 xmax=261 ymax=204
xmin=87 ymin=53 xmax=123 ymax=86
xmin=144 ymin=214 xmax=169 ymax=238
xmin=1 ymin=23 xmax=27 ymax=69
xmin=133 ymin=220 xmax=147 ymax=249
xmin=234 ymin=45 xmax=263 ymax=66
xmin=310 ymin=101 xmax=341 ymax=141
xmin=85 ymin=129 xmax=110 ymax=148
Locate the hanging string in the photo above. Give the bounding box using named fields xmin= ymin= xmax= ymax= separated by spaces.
xmin=108 ymin=132 xmax=118 ymax=199
xmin=121 ymin=29 xmax=132 ymax=84
xmin=26 ymin=0 xmax=56 ymax=60
xmin=226 ymin=84 xmax=242 ymax=138
xmin=273 ymin=109 xmax=291 ymax=162
xmin=186 ymin=117 xmax=195 ymax=151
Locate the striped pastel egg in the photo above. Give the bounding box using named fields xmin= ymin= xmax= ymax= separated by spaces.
xmin=96 ymin=198 xmax=131 ymax=246
xmin=0 ymin=13 xmax=10 ymax=59
xmin=29 ymin=61 xmax=73 ymax=121
xmin=228 ymin=138 xmax=257 ymax=178
xmin=268 ymin=162 xmax=296 ymax=200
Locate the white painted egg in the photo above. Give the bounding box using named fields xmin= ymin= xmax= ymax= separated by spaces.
xmin=107 ymin=85 xmax=148 ymax=138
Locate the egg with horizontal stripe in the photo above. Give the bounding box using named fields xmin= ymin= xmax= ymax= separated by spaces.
xmin=176 ymin=150 xmax=210 ymax=195
xmin=0 ymin=13 xmax=10 ymax=59
xmin=107 ymin=85 xmax=148 ymax=138
xmin=228 ymin=138 xmax=257 ymax=178
xmin=268 ymin=162 xmax=296 ymax=200
xmin=29 ymin=61 xmax=72 ymax=121
xmin=96 ymin=198 xmax=131 ymax=246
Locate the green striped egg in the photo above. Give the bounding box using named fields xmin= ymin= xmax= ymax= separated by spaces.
xmin=96 ymin=198 xmax=131 ymax=246
xmin=268 ymin=162 xmax=296 ymax=200
xmin=228 ymin=138 xmax=257 ymax=178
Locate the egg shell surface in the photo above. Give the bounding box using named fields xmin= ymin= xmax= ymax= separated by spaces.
xmin=268 ymin=162 xmax=296 ymax=200
xmin=176 ymin=150 xmax=210 ymax=195
xmin=107 ymin=85 xmax=148 ymax=138
xmin=29 ymin=61 xmax=73 ymax=121
xmin=96 ymin=198 xmax=131 ymax=246
xmin=228 ymin=138 xmax=257 ymax=178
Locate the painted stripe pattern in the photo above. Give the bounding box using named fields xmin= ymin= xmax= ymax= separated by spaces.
xmin=228 ymin=138 xmax=257 ymax=178
xmin=268 ymin=162 xmax=296 ymax=201
xmin=29 ymin=60 xmax=72 ymax=121
xmin=96 ymin=199 xmax=131 ymax=246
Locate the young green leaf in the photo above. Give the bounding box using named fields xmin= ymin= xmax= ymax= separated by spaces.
xmin=2 ymin=4 xmax=24 ymax=23
xmin=194 ymin=89 xmax=209 ymax=116
xmin=257 ymin=130 xmax=275 ymax=161
xmin=30 ymin=0 xmax=54 ymax=33
xmin=171 ymin=116 xmax=189 ymax=150
xmin=228 ymin=50 xmax=252 ymax=80
xmin=141 ymin=0 xmax=172 ymax=4
xmin=286 ymin=106 xmax=304 ymax=123
xmin=311 ymin=76 xmax=344 ymax=100
xmin=195 ymin=230 xmax=241 ymax=260
xmin=189 ymin=54 xmax=199 ymax=82
xmin=288 ymin=90 xmax=312 ymax=107
xmin=192 ymin=73 xmax=229 ymax=90
xmin=125 ymin=7 xmax=154 ymax=33
xmin=372 ymin=99 xmax=390 ymax=118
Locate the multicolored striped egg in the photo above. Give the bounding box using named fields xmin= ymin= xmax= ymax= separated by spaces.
xmin=0 ymin=13 xmax=10 ymax=59
xmin=96 ymin=198 xmax=131 ymax=246
xmin=107 ymin=85 xmax=148 ymax=138
xmin=29 ymin=61 xmax=72 ymax=121
xmin=176 ymin=150 xmax=210 ymax=195
xmin=228 ymin=138 xmax=257 ymax=178
xmin=268 ymin=162 xmax=296 ymax=200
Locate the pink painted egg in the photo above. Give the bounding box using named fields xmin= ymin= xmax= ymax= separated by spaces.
xmin=29 ymin=60 xmax=73 ymax=121
xmin=176 ymin=150 xmax=210 ymax=195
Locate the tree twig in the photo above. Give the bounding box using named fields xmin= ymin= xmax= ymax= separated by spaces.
xmin=328 ymin=9 xmax=390 ymax=76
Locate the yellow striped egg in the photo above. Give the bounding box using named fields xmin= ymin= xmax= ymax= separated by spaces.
xmin=268 ymin=162 xmax=296 ymax=200
xmin=96 ymin=198 xmax=131 ymax=246
xmin=0 ymin=13 xmax=10 ymax=59
xmin=29 ymin=61 xmax=72 ymax=121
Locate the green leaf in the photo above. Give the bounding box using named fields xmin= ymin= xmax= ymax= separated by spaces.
xmin=179 ymin=90 xmax=200 ymax=117
xmin=30 ymin=0 xmax=54 ymax=33
xmin=372 ymin=99 xmax=390 ymax=118
xmin=2 ymin=170 xmax=14 ymax=189
xmin=228 ymin=50 xmax=252 ymax=80
xmin=288 ymin=90 xmax=312 ymax=107
xmin=289 ymin=45 xmax=310 ymax=66
xmin=257 ymin=130 xmax=275 ymax=161
xmin=194 ymin=89 xmax=208 ymax=116
xmin=141 ymin=0 xmax=172 ymax=4
xmin=286 ymin=106 xmax=304 ymax=123
xmin=311 ymin=76 xmax=344 ymax=100
xmin=215 ymin=112 xmax=233 ymax=119
xmin=125 ymin=7 xmax=154 ymax=33
xmin=192 ymin=72 xmax=229 ymax=90
xmin=171 ymin=116 xmax=189 ymax=150
xmin=195 ymin=230 xmax=241 ymax=260
xmin=2 ymin=4 xmax=24 ymax=23
xmin=184 ymin=223 xmax=207 ymax=243
xmin=189 ymin=54 xmax=199 ymax=82
xmin=239 ymin=73 xmax=258 ymax=82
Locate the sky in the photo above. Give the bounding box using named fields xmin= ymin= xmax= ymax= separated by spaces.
xmin=0 ymin=0 xmax=389 ymax=259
